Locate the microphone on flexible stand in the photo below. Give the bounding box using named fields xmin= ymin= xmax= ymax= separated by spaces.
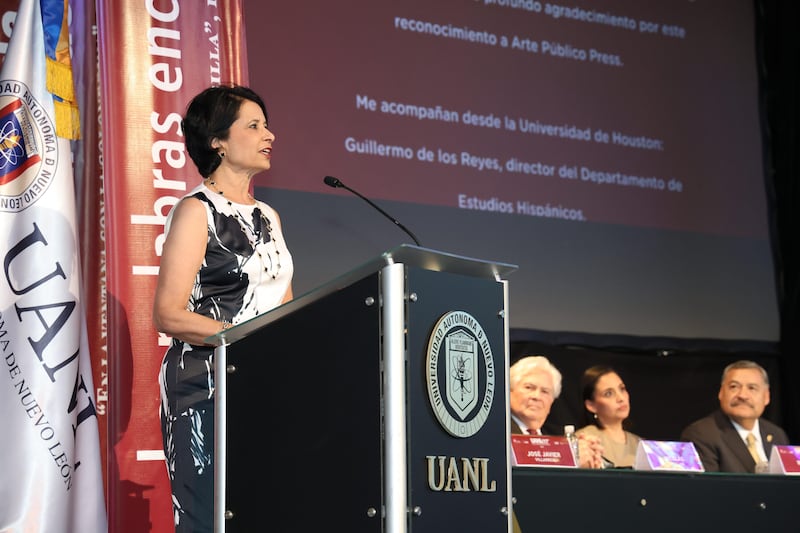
xmin=323 ymin=175 xmax=422 ymax=247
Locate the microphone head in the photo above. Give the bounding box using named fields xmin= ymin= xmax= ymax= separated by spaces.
xmin=323 ymin=175 xmax=342 ymax=188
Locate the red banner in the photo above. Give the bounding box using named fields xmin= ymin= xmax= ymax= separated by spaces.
xmin=96 ymin=1 xmax=247 ymax=531
xmin=69 ymin=0 xmax=110 ymax=502
xmin=0 ymin=1 xmax=19 ymax=65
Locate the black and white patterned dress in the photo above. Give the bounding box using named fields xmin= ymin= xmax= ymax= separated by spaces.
xmin=158 ymin=183 xmax=292 ymax=532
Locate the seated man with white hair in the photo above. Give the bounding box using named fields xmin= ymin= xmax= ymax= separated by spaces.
xmin=509 ymin=355 xmax=604 ymax=468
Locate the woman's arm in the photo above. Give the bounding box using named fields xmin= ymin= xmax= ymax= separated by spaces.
xmin=152 ymin=197 xmax=226 ymax=345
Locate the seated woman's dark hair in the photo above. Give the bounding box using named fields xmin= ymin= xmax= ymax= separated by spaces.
xmin=182 ymin=84 xmax=268 ymax=178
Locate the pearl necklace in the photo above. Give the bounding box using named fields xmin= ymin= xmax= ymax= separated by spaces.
xmin=207 ymin=179 xmax=282 ymax=279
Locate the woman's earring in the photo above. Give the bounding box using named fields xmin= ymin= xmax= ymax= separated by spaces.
xmin=220 ymin=152 xmax=225 ymax=158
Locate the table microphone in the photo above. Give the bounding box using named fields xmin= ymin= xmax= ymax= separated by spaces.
xmin=323 ymin=175 xmax=422 ymax=247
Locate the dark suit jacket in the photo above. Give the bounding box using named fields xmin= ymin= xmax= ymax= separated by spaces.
xmin=510 ymin=419 xmax=525 ymax=435
xmin=510 ymin=419 xmax=547 ymax=435
xmin=680 ymin=409 xmax=790 ymax=473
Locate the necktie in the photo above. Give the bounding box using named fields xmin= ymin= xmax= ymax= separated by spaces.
xmin=528 ymin=428 xmax=540 ymax=436
xmin=745 ymin=432 xmax=761 ymax=463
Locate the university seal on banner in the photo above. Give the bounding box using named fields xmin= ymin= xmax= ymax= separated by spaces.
xmin=0 ymin=81 xmax=57 ymax=212
xmin=426 ymin=310 xmax=495 ymax=438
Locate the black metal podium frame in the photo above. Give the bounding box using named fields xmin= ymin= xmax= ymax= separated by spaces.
xmin=207 ymin=245 xmax=517 ymax=532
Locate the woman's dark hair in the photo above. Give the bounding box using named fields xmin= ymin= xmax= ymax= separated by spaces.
xmin=182 ymin=84 xmax=268 ymax=178
xmin=581 ymin=365 xmax=624 ymax=429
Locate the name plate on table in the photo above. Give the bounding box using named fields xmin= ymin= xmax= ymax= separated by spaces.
xmin=634 ymin=440 xmax=705 ymax=472
xmin=768 ymin=445 xmax=800 ymax=475
xmin=510 ymin=435 xmax=577 ymax=467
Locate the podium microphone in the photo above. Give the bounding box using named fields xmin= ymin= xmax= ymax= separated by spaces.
xmin=323 ymin=175 xmax=421 ymax=247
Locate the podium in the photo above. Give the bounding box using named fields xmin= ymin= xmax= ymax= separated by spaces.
xmin=207 ymin=245 xmax=517 ymax=532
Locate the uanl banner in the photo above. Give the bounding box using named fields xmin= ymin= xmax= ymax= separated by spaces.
xmin=0 ymin=0 xmax=106 ymax=530
xmin=96 ymin=0 xmax=247 ymax=531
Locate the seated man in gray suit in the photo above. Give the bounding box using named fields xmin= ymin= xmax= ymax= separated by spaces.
xmin=681 ymin=360 xmax=790 ymax=473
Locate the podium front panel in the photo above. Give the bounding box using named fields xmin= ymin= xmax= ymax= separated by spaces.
xmin=405 ymin=267 xmax=511 ymax=532
xmin=223 ymin=273 xmax=383 ymax=532
xmin=216 ymin=247 xmax=516 ymax=532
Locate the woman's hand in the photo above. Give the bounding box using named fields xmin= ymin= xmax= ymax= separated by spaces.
xmin=577 ymin=433 xmax=605 ymax=469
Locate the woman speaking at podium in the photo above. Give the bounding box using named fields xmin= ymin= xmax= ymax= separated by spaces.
xmin=153 ymin=84 xmax=294 ymax=532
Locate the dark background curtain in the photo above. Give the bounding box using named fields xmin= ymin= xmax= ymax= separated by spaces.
xmin=759 ymin=0 xmax=800 ymax=443
xmin=510 ymin=330 xmax=785 ymax=440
